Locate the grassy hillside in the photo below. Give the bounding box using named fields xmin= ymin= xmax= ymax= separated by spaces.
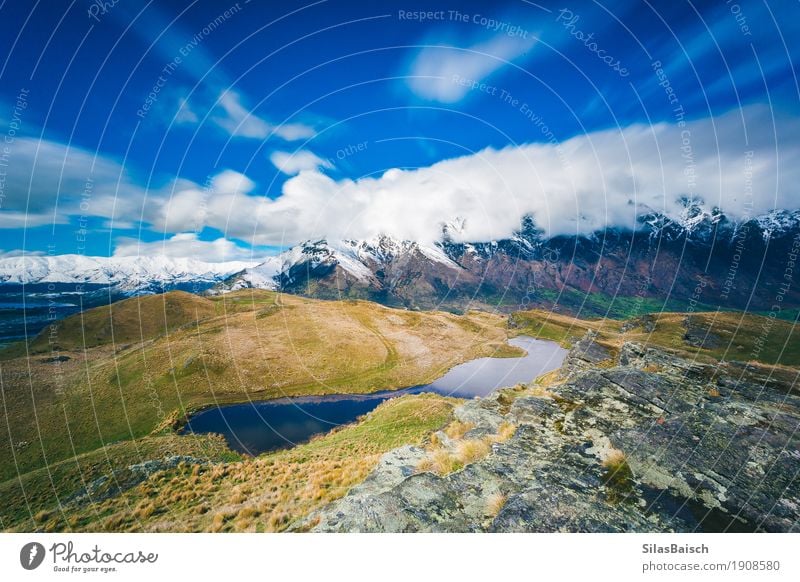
xmin=0 ymin=432 xmax=239 ymax=531
xmin=0 ymin=290 xmax=513 ymax=483
xmin=511 ymin=308 xmax=800 ymax=366
xmin=521 ymin=288 xmax=722 ymax=319
xmin=1 ymin=291 xmax=216 ymax=358
xmin=485 ymin=289 xmax=722 ymax=319
xmin=7 ymin=394 xmax=454 ymax=532
xmin=4 ymin=289 xmax=797 ymax=533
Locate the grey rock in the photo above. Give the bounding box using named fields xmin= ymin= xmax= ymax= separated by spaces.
xmin=311 ymin=332 xmax=800 ymax=532
xmin=453 ymin=397 xmax=506 ymax=433
xmin=683 ymin=315 xmax=723 ymax=349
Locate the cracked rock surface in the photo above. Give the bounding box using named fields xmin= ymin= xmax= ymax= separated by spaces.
xmin=307 ymin=335 xmax=800 ymax=532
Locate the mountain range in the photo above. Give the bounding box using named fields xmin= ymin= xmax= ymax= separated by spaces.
xmin=3 ymin=204 xmax=800 ymax=316
xmin=216 ymin=205 xmax=800 ymax=314
xmin=0 ymin=255 xmax=257 ymax=293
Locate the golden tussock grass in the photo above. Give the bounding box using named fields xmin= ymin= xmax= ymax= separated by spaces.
xmin=210 ymin=512 xmax=228 ymax=533
xmin=490 ymin=422 xmax=517 ymax=443
xmin=485 ymin=493 xmax=507 ymax=518
xmin=133 ymin=501 xmax=156 ymax=520
xmin=33 ymin=510 xmax=52 ymax=524
xmin=418 ymin=419 xmax=513 ymax=476
xmin=602 ymin=448 xmax=628 ymax=470
xmin=444 ymin=420 xmax=474 ymax=440
xmin=102 ymin=514 xmax=127 ymax=531
xmin=456 ymin=439 xmax=491 ymax=464
xmin=417 ymin=449 xmax=465 ymax=475
xmin=528 ymin=385 xmax=555 ymax=398
xmin=237 ymin=506 xmax=260 ymax=520
xmin=600 ymin=447 xmax=635 ymax=502
xmin=230 ymin=490 xmax=247 ymax=504
xmin=51 ymin=394 xmax=455 ymax=533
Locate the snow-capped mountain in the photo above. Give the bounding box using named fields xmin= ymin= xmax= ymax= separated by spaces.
xmin=0 ymin=255 xmax=258 ymax=293
xmin=5 ymin=205 xmax=800 ymax=315
xmin=219 ymin=236 xmax=462 ymax=293
xmin=754 ymin=209 xmax=800 ymax=241
xmin=215 ymin=206 xmax=800 ymax=313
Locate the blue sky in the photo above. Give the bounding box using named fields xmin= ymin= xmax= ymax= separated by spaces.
xmin=0 ymin=0 xmax=798 ymax=260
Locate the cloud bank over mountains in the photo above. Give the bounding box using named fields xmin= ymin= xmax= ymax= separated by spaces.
xmin=2 ymin=105 xmax=798 ymax=259
xmin=235 ymin=104 xmax=800 ymax=246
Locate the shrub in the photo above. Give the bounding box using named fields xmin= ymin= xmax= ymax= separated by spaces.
xmin=444 ymin=420 xmax=474 ymax=440
xmin=456 ymin=439 xmax=490 ymax=464
xmin=417 ymin=449 xmax=464 ymax=475
xmin=491 ymin=422 xmax=517 ymax=443
xmin=485 ymin=493 xmax=507 ymax=518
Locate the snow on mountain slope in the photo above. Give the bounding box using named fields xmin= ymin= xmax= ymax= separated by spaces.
xmin=222 ymin=235 xmax=465 ymax=293
xmin=343 ymin=235 xmax=461 ymax=271
xmin=755 ymin=210 xmax=800 ymax=240
xmin=220 ymin=256 xmax=283 ymax=291
xmin=224 ymin=239 xmax=381 ymax=291
xmin=0 ymin=255 xmax=258 ymax=289
xmin=219 ymin=206 xmax=800 ymax=295
xmin=417 ymin=243 xmax=462 ymax=269
xmin=5 ymin=208 xmax=800 ymax=301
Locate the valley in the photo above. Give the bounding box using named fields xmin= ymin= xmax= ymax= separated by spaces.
xmin=0 ymin=289 xmax=521 ymax=529
xmin=0 ymin=290 xmax=517 ymax=481
xmin=1 ymin=290 xmax=798 ymax=532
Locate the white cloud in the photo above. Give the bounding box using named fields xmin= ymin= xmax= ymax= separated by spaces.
xmin=188 ymin=90 xmax=316 ymax=141
xmin=407 ymin=34 xmax=536 ymax=103
xmin=142 ymin=170 xmax=266 ymax=243
xmin=175 ymin=97 xmax=198 ymax=123
xmin=273 ymin=123 xmax=318 ymax=141
xmin=236 ymin=105 xmax=800 ymax=246
xmin=0 ymin=134 xmax=221 ymax=238
xmin=101 ymin=220 xmax=139 ymax=230
xmin=0 ymin=210 xmax=66 ymax=228
xmin=270 ymin=150 xmax=332 ymax=175
xmin=0 ymin=249 xmax=46 ymax=258
xmin=0 ymin=133 xmax=261 ymax=242
xmin=211 ymin=90 xmax=272 ymax=138
xmin=211 ymin=169 xmax=255 ymax=193
xmin=8 ymin=106 xmax=799 ymax=260
xmin=0 ymin=137 xmax=138 ymax=215
xmin=0 ymin=136 xmax=186 ymax=231
xmin=113 ymin=232 xmax=255 ymax=262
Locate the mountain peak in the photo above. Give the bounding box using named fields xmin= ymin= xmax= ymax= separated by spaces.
xmin=7 ymin=208 xmax=800 ymax=314
xmin=754 ymin=209 xmax=800 ymax=240
xmin=0 ymin=254 xmax=258 ymax=292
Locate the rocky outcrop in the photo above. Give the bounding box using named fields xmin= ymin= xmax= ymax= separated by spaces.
xmin=307 ymin=335 xmax=800 ymax=532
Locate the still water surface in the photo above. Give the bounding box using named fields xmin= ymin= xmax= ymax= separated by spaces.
xmin=182 ymin=336 xmax=567 ymax=455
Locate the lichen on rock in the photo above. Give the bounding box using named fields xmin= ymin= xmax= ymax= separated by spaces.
xmin=308 ymin=333 xmax=800 ymax=532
